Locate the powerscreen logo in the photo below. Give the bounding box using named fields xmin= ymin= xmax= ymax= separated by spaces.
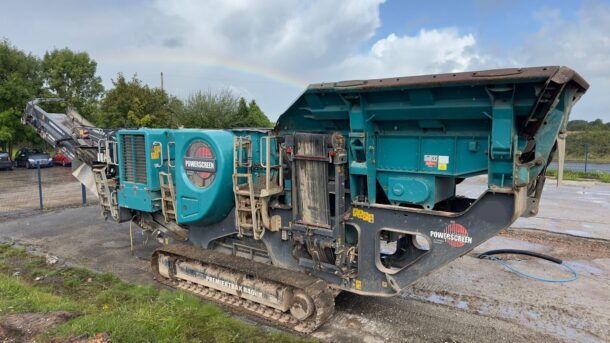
xmin=430 ymin=223 xmax=472 ymax=248
xmin=183 ymin=157 xmax=216 ymax=173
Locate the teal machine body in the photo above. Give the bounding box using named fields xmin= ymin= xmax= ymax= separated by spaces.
xmin=116 ymin=128 xmax=235 ymax=224
xmin=172 ymin=129 xmax=234 ymax=225
xmin=116 ymin=129 xmax=170 ymax=212
xmin=277 ymin=67 xmax=588 ymax=210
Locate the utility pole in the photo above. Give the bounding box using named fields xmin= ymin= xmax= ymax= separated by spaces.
xmin=161 ymin=72 xmax=164 ymax=92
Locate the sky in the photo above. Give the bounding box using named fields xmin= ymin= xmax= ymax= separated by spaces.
xmin=1 ymin=0 xmax=609 ymax=121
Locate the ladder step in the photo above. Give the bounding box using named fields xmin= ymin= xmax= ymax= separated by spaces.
xmin=234 ymin=173 xmax=253 ymax=178
xmin=159 ymin=171 xmax=177 ymax=223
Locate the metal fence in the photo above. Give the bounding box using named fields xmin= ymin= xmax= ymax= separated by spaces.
xmin=0 ymin=163 xmax=96 ymax=217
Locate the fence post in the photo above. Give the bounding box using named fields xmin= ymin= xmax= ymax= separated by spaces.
xmin=583 ymin=143 xmax=589 ymax=173
xmin=81 ymin=184 xmax=87 ymax=206
xmin=37 ymin=161 xmax=43 ymax=210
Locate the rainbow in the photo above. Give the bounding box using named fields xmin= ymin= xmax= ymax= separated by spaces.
xmin=98 ymin=50 xmax=309 ymax=90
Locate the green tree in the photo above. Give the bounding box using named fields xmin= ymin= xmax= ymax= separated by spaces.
xmin=233 ymin=97 xmax=251 ymax=127
xmin=42 ymin=48 xmax=104 ymax=121
xmin=178 ymin=89 xmax=240 ymax=128
xmin=566 ymin=119 xmax=589 ymax=131
xmin=0 ymin=39 xmax=44 ymax=153
xmin=247 ymin=100 xmax=273 ymax=127
xmin=229 ymin=98 xmax=273 ymax=128
xmin=177 ymin=90 xmax=273 ymax=129
xmin=99 ymin=73 xmax=181 ymax=128
xmin=562 ymin=119 xmax=610 ymax=162
xmin=589 ymin=119 xmax=605 ymax=130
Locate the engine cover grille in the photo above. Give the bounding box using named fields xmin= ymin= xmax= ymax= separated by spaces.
xmin=121 ymin=134 xmax=147 ymax=184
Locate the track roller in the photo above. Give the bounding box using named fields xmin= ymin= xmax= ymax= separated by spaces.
xmin=290 ymin=290 xmax=315 ymax=321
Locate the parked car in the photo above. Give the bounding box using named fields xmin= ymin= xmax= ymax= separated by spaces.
xmin=0 ymin=151 xmax=13 ymax=170
xmin=53 ymin=153 xmax=72 ymax=167
xmin=14 ymin=148 xmax=53 ymax=168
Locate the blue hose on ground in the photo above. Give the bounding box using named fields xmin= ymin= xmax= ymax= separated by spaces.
xmin=478 ymin=249 xmax=579 ymax=283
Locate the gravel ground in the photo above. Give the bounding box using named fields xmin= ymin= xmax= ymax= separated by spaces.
xmin=0 ymin=174 xmax=608 ymax=342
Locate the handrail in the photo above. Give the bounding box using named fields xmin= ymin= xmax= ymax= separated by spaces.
xmin=167 ymin=141 xmax=175 ymax=168
xmin=237 ymin=136 xmax=252 ymax=168
xmin=258 ymin=135 xmax=283 ymax=192
xmin=152 ymin=141 xmax=164 ymax=168
xmin=260 ymin=136 xmax=281 ymax=168
xmin=107 ymin=140 xmax=119 ymax=165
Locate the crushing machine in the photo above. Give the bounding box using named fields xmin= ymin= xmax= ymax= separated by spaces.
xmin=23 ymin=66 xmax=588 ymax=332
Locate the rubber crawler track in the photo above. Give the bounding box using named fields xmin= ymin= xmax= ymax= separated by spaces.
xmin=151 ymin=244 xmax=336 ymax=333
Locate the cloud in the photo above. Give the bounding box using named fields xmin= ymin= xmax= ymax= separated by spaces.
xmin=517 ymin=1 xmax=610 ymax=119
xmin=326 ymin=28 xmax=487 ymax=81
xmin=315 ymin=1 xmax=610 ymax=120
xmin=162 ymin=38 xmax=184 ymax=49
xmin=521 ymin=3 xmax=610 ymax=76
xmin=153 ymin=0 xmax=384 ymax=74
xmin=149 ymin=1 xmax=493 ymax=84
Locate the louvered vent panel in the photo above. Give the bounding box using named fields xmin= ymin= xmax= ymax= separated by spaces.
xmin=121 ymin=134 xmax=148 ymax=184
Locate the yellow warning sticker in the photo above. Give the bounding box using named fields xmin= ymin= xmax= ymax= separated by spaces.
xmin=353 ymin=208 xmax=374 ymax=223
xmin=151 ymin=145 xmax=161 ymax=159
xmin=438 ymin=155 xmax=449 ymax=170
xmin=355 ymin=279 xmax=362 ymax=290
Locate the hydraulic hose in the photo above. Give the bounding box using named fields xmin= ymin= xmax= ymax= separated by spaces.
xmin=478 ymin=249 xmax=578 ymax=283
xmin=478 ymin=249 xmax=562 ymax=264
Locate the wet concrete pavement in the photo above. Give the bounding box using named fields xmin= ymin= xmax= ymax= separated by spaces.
xmin=0 ymin=177 xmax=609 ymax=342
xmin=459 ymin=176 xmax=610 ymax=240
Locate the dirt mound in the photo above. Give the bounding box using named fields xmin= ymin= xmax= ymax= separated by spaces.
xmin=0 ymin=311 xmax=77 ymax=342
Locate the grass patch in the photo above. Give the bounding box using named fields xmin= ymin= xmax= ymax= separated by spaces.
xmin=564 ymin=158 xmax=610 ymax=163
xmin=546 ymin=169 xmax=610 ymax=183
xmin=0 ymin=274 xmax=78 ymax=314
xmin=0 ymin=243 xmax=312 ymax=342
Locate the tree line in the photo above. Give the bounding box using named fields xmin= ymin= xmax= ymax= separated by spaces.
xmin=0 ymin=39 xmax=273 ymax=152
xmin=565 ymin=119 xmax=610 ymax=162
xmin=566 ymin=119 xmax=610 ymax=132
